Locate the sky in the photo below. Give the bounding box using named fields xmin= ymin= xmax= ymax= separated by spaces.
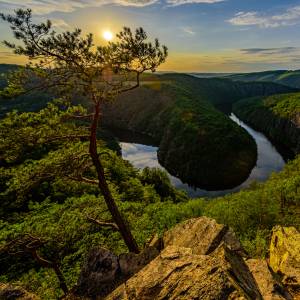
xmin=1 ymin=0 xmax=300 ymax=72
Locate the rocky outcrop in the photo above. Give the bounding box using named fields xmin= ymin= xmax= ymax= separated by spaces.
xmin=71 ymin=217 xmax=297 ymax=300
xmin=0 ymin=283 xmax=39 ymax=300
xmin=269 ymin=226 xmax=300 ymax=298
xmin=116 ymin=217 xmax=260 ymax=299
xmin=106 ymin=245 xmax=256 ymax=300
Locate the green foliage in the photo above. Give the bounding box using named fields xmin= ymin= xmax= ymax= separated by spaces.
xmin=17 ymin=268 xmax=62 ymax=300
xmin=241 ymin=230 xmax=270 ymax=258
xmin=0 ymin=99 xmax=87 ymax=165
xmin=140 ymin=167 xmax=187 ymax=202
xmin=0 ymin=103 xmax=190 ymax=297
xmin=264 ymin=93 xmax=300 ymax=118
xmin=203 ymin=156 xmax=300 ymax=256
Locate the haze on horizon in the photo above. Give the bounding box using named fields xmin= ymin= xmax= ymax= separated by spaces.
xmin=1 ymin=0 xmax=300 ymax=73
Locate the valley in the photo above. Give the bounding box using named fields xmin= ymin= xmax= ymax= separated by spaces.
xmin=118 ymin=112 xmax=285 ymax=197
xmin=103 ymin=73 xmax=296 ymax=190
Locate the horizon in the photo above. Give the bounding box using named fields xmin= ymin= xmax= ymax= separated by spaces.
xmin=1 ymin=62 xmax=299 ymax=75
xmin=1 ymin=0 xmax=300 ymax=72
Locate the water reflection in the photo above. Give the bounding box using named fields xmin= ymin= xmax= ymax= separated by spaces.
xmin=120 ymin=114 xmax=285 ymax=198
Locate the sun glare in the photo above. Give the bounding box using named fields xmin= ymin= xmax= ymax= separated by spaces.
xmin=103 ymin=30 xmax=113 ymax=41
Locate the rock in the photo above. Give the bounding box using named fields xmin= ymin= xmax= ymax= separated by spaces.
xmin=75 ymin=246 xmax=159 ymax=299
xmin=105 ymin=244 xmax=262 ymax=300
xmin=246 ymin=259 xmax=292 ymax=299
xmin=76 ymin=247 xmax=119 ymax=298
xmin=269 ymin=226 xmax=300 ymax=298
xmin=163 ymin=217 xmax=246 ymax=256
xmin=0 ymin=283 xmax=39 ymax=300
xmin=119 ymin=246 xmax=159 ymax=277
xmin=223 ymin=228 xmax=248 ymax=256
xmin=147 ymin=233 xmax=163 ymax=250
xmin=212 ymin=244 xmax=262 ymax=299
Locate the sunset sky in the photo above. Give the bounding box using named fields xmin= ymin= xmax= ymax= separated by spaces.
xmin=1 ymin=0 xmax=300 ymax=72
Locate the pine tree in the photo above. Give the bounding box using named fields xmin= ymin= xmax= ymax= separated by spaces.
xmin=0 ymin=9 xmax=168 ymax=253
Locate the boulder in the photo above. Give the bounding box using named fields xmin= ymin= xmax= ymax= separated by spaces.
xmin=75 ymin=246 xmax=159 ymax=298
xmin=105 ymin=245 xmax=261 ymax=300
xmin=269 ymin=226 xmax=300 ymax=298
xmin=246 ymin=259 xmax=292 ymax=300
xmin=76 ymin=247 xmax=119 ymax=298
xmin=163 ymin=217 xmax=247 ymax=256
xmin=0 ymin=283 xmax=39 ymax=300
xmin=212 ymin=244 xmax=262 ymax=299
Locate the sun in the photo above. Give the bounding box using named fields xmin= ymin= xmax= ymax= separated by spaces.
xmin=103 ymin=30 xmax=113 ymax=41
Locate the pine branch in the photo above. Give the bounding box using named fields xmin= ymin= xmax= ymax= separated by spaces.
xmin=86 ymin=215 xmax=119 ymax=231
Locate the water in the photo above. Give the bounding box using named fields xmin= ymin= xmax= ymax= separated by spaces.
xmin=120 ymin=113 xmax=285 ymax=198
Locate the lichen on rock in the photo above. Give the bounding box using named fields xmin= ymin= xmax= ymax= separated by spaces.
xmin=269 ymin=226 xmax=300 ymax=298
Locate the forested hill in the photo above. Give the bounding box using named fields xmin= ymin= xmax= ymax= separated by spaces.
xmin=158 ymin=73 xmax=298 ymax=108
xmin=0 ymin=64 xmax=19 ymax=88
xmin=0 ymin=64 xmax=52 ymax=117
xmin=223 ymin=69 xmax=300 ymax=89
xmin=233 ymin=92 xmax=300 ymax=156
xmin=0 ymin=65 xmax=297 ymax=115
xmin=0 ymin=64 xmax=19 ymax=74
xmin=103 ymin=73 xmax=296 ymax=190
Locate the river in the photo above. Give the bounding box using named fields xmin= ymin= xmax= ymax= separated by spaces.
xmin=120 ymin=113 xmax=285 ymax=198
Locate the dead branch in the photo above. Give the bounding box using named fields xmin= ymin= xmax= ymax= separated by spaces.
xmin=86 ymin=215 xmax=119 ymax=231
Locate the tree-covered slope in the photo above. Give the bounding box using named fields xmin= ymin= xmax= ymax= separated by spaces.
xmin=233 ymin=93 xmax=300 ymax=156
xmin=0 ymin=64 xmax=52 ymax=117
xmin=103 ymin=73 xmax=296 ymax=190
xmin=225 ymin=69 xmax=300 ymax=89
xmin=162 ymin=73 xmax=297 ymax=106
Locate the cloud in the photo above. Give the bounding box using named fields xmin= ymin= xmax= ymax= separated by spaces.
xmin=120 ymin=142 xmax=160 ymax=169
xmin=51 ymin=18 xmax=70 ymax=29
xmin=0 ymin=0 xmax=227 ymax=14
xmin=228 ymin=6 xmax=300 ymax=28
xmin=166 ymin=0 xmax=225 ymax=6
xmin=182 ymin=26 xmax=196 ymax=35
xmin=0 ymin=0 xmax=159 ymax=15
xmin=240 ymin=47 xmax=298 ymax=55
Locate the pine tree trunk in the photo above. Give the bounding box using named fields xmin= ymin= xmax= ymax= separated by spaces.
xmin=89 ymin=101 xmax=139 ymax=254
xmin=30 ymin=249 xmax=69 ymax=295
xmin=53 ymin=264 xmax=69 ymax=295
